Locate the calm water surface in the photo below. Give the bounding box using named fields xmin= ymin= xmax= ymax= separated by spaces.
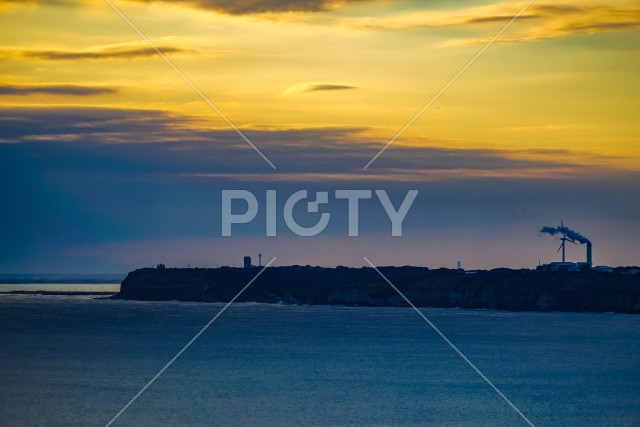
xmin=0 ymin=284 xmax=120 ymax=293
xmin=0 ymin=294 xmax=638 ymax=426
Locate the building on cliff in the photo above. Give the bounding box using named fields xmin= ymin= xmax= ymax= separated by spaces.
xmin=538 ymin=262 xmax=589 ymax=272
xmin=243 ymin=256 xmax=252 ymax=269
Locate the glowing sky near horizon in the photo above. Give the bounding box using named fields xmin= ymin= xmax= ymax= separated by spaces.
xmin=0 ymin=0 xmax=639 ymax=272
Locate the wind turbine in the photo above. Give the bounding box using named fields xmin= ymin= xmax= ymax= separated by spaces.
xmin=557 ymin=220 xmax=577 ymax=263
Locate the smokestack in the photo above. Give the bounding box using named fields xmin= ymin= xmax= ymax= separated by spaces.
xmin=586 ymin=242 xmax=592 ymax=267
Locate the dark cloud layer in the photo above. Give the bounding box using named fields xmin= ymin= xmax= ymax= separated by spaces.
xmin=0 ymin=84 xmax=116 ymax=96
xmin=0 ymin=105 xmax=602 ymax=177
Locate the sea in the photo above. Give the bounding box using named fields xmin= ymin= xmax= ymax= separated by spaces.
xmin=0 ymin=284 xmax=639 ymax=426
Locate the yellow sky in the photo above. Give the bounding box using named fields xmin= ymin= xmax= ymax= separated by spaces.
xmin=1 ymin=0 xmax=639 ymax=168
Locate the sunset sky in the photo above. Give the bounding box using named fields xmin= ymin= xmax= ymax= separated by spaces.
xmin=1 ymin=0 xmax=639 ymax=272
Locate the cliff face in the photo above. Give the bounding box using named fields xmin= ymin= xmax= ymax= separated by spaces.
xmin=116 ymin=266 xmax=640 ymax=313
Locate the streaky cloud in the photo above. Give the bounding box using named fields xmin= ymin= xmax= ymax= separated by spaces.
xmin=305 ymin=84 xmax=356 ymax=92
xmin=2 ymin=45 xmax=194 ymax=61
xmin=465 ymin=14 xmax=540 ymax=25
xmin=0 ymin=0 xmax=76 ymax=6
xmin=0 ymin=84 xmax=117 ymax=96
xmin=128 ymin=0 xmax=368 ymax=15
xmin=349 ymin=2 xmax=640 ymax=44
xmin=285 ymin=83 xmax=357 ymax=94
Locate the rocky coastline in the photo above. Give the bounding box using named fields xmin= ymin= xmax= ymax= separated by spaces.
xmin=115 ymin=266 xmax=640 ymax=313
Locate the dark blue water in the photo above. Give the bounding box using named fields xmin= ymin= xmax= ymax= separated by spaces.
xmin=1 ymin=295 xmax=639 ymax=426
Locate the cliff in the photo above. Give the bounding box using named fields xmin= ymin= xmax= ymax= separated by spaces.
xmin=115 ymin=266 xmax=640 ymax=313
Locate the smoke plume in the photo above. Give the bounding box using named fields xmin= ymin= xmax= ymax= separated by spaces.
xmin=540 ymin=225 xmax=590 ymax=244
